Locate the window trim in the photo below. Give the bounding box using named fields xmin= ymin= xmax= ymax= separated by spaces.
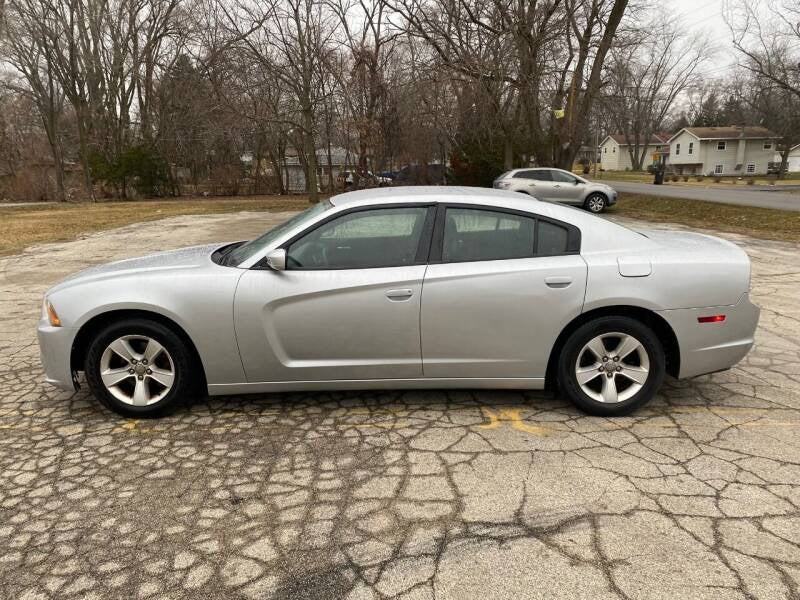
xmin=763 ymin=141 xmax=772 ymax=150
xmin=746 ymin=163 xmax=756 ymax=174
xmin=688 ymin=142 xmax=693 ymax=155
xmin=675 ymin=143 xmax=680 ymax=155
xmin=428 ymin=203 xmax=581 ymax=264
xmin=254 ymin=202 xmax=437 ymax=271
xmin=717 ymin=141 xmax=727 ymax=150
xmin=714 ymin=164 xmax=724 ymax=174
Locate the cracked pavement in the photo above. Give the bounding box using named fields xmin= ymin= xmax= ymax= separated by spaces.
xmin=1 ymin=209 xmax=799 ymax=599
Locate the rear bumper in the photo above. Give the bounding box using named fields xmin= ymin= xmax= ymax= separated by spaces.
xmin=657 ymin=293 xmax=760 ymax=379
xmin=37 ymin=318 xmax=78 ymax=391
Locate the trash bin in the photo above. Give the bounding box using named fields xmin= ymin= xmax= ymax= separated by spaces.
xmin=653 ymin=169 xmax=664 ymax=185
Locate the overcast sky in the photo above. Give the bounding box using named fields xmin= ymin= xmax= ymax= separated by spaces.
xmin=671 ymin=0 xmax=739 ymax=72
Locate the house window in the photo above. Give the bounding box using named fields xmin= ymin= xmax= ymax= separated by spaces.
xmin=603 ymin=147 xmax=607 ymax=154
xmin=612 ymin=147 xmax=615 ymax=153
xmin=763 ymin=142 xmax=772 ymax=150
xmin=717 ymin=141 xmax=727 ymax=150
xmin=676 ymin=143 xmax=680 ymax=155
xmin=746 ymin=164 xmax=756 ymax=173
xmin=688 ymin=142 xmax=694 ymax=155
xmin=714 ymin=164 xmax=724 ymax=174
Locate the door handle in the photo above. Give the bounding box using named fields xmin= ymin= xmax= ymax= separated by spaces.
xmin=545 ymin=276 xmax=572 ymax=288
xmin=385 ymin=288 xmax=413 ymax=301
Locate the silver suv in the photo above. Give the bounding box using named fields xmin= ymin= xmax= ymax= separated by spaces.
xmin=493 ymin=168 xmax=617 ymax=213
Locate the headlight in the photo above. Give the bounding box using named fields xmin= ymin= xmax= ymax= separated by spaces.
xmin=44 ymin=299 xmax=61 ymax=327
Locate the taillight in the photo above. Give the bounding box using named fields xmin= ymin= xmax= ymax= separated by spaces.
xmin=698 ymin=315 xmax=726 ymax=323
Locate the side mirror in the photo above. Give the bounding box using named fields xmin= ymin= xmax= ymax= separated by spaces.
xmin=265 ymin=249 xmax=286 ymax=271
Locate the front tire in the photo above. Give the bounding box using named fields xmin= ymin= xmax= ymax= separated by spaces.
xmin=557 ymin=316 xmax=665 ymax=416
xmin=584 ymin=193 xmax=607 ymax=213
xmin=84 ymin=318 xmax=194 ymax=418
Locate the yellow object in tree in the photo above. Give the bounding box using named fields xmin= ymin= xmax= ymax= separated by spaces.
xmin=553 ymin=109 xmax=565 ymax=119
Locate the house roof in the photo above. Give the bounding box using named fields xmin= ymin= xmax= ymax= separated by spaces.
xmin=602 ymin=133 xmax=670 ymax=146
xmin=669 ymin=126 xmax=778 ymax=142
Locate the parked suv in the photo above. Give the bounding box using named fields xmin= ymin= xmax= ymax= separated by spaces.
xmin=493 ymin=168 xmax=617 ymax=213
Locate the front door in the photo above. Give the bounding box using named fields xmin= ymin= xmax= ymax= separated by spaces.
xmin=548 ymin=169 xmax=583 ymax=203
xmin=234 ymin=205 xmax=434 ymax=383
xmin=421 ymin=206 xmax=587 ymax=379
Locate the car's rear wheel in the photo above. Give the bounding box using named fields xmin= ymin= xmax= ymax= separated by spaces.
xmin=557 ymin=316 xmax=665 ymax=416
xmin=584 ymin=193 xmax=607 ymax=213
xmin=84 ymin=319 xmax=194 ymax=418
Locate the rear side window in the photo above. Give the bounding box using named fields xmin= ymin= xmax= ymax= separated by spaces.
xmin=443 ymin=208 xmax=536 ymax=262
xmin=537 ymin=220 xmax=569 ymax=255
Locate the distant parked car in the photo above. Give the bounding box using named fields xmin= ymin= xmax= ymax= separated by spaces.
xmin=394 ymin=164 xmax=451 ymax=185
xmin=493 ymin=168 xmax=617 ymax=213
xmin=338 ymin=170 xmax=392 ymax=189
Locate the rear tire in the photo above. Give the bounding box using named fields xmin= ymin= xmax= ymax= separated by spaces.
xmin=557 ymin=316 xmax=665 ymax=416
xmin=84 ymin=318 xmax=195 ymax=418
xmin=584 ymin=193 xmax=607 ymax=213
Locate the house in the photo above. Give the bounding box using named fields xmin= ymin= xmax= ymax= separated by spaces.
xmin=667 ymin=126 xmax=778 ymax=176
xmin=774 ymin=144 xmax=800 ymax=172
xmin=243 ymin=146 xmax=352 ymax=193
xmin=599 ymin=134 xmax=670 ymax=171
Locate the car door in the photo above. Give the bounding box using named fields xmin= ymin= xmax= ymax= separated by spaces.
xmin=514 ymin=169 xmax=555 ymax=199
xmin=546 ymin=170 xmax=584 ymax=203
xmin=234 ymin=205 xmax=435 ymax=383
xmin=420 ymin=205 xmax=587 ymax=379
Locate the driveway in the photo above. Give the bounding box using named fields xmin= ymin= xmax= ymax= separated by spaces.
xmin=598 ymin=179 xmax=800 ymax=211
xmin=1 ymin=211 xmax=799 ymax=599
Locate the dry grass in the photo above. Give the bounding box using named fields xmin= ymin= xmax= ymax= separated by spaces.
xmin=2 ymin=191 xmax=798 ymax=257
xmin=0 ymin=195 xmax=312 ymax=256
xmin=609 ymin=192 xmax=800 ymax=243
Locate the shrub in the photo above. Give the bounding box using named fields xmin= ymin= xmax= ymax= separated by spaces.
xmin=90 ymin=146 xmax=170 ymax=197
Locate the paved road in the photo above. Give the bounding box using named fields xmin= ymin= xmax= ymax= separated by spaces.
xmin=1 ymin=212 xmax=800 ymax=599
xmin=598 ymin=179 xmax=800 ymax=211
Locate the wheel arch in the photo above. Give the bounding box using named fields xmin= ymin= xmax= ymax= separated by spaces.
xmin=545 ymin=305 xmax=680 ymax=389
xmin=70 ymin=309 xmax=207 ymax=388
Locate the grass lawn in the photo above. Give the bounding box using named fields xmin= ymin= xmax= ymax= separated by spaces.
xmin=1 ymin=191 xmax=797 ymax=257
xmin=0 ymin=195 xmax=311 ymax=256
xmin=610 ymin=192 xmax=800 ymax=243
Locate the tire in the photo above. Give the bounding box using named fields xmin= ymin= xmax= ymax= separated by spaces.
xmin=84 ymin=318 xmax=195 ymax=418
xmin=584 ymin=193 xmax=607 ymax=213
xmin=557 ymin=316 xmax=665 ymax=416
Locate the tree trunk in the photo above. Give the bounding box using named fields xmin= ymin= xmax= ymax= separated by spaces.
xmin=302 ymin=105 xmax=319 ymax=203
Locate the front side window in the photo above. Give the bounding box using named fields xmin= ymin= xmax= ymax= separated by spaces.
xmin=443 ymin=208 xmax=535 ymax=263
xmin=717 ymin=141 xmax=727 ymax=150
xmin=287 ymin=207 xmax=429 ymax=269
xmin=550 ymin=170 xmax=577 ymax=184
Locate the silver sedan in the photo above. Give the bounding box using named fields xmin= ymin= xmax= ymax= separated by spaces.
xmin=493 ymin=168 xmax=617 ymax=213
xmin=38 ymin=187 xmax=759 ymax=418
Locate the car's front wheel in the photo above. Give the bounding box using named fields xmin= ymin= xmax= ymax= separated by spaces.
xmin=84 ymin=318 xmax=194 ymax=418
xmin=557 ymin=316 xmax=665 ymax=416
xmin=584 ymin=193 xmax=607 ymax=213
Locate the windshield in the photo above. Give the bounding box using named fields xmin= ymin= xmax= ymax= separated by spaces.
xmin=225 ymin=200 xmax=332 ymax=266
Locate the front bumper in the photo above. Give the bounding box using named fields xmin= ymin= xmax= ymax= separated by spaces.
xmin=37 ymin=318 xmax=78 ymax=391
xmin=607 ymin=191 xmax=617 ymax=205
xmin=657 ymin=293 xmax=760 ymax=379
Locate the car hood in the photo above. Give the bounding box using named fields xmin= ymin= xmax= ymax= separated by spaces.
xmin=47 ymin=243 xmax=225 ymax=295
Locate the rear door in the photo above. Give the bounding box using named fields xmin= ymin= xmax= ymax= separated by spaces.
xmin=513 ymin=169 xmax=555 ymax=199
xmin=420 ymin=205 xmax=587 ymax=379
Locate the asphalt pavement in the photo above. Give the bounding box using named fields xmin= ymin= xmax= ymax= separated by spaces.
xmin=596 ymin=179 xmax=800 ymax=211
xmin=1 ymin=210 xmax=799 ymax=599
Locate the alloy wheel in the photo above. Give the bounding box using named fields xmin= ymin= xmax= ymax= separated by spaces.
xmin=574 ymin=332 xmax=650 ymax=403
xmin=99 ymin=335 xmax=175 ymax=406
xmin=587 ymin=195 xmax=605 ymax=213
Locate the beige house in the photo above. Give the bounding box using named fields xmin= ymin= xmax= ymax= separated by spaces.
xmin=667 ymin=126 xmax=778 ymax=176
xmin=599 ymin=134 xmax=669 ymax=171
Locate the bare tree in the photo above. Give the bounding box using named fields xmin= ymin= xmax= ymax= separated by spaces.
xmin=604 ymin=11 xmax=710 ymax=170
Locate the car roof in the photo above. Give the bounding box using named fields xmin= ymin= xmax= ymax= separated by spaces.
xmin=328 ymin=186 xmax=648 ymax=254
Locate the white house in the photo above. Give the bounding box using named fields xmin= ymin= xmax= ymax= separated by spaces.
xmin=774 ymin=144 xmax=800 ymax=172
xmin=599 ymin=134 xmax=670 ymax=171
xmin=667 ymin=126 xmax=778 ymax=176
